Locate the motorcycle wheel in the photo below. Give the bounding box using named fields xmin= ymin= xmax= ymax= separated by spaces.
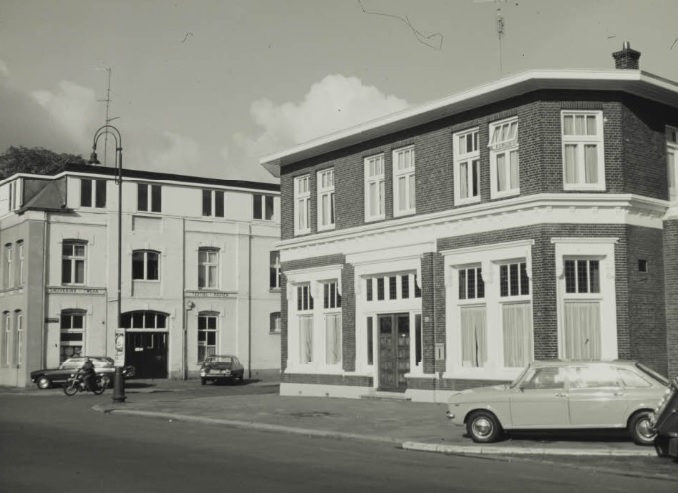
xmin=63 ymin=382 xmax=79 ymax=396
xmin=92 ymin=382 xmax=106 ymax=395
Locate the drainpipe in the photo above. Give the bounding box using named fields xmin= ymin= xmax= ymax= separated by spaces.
xmin=247 ymin=223 xmax=252 ymax=379
xmin=431 ymin=250 xmax=439 ymax=403
xmin=182 ymin=217 xmax=187 ymax=380
xmin=41 ymin=213 xmax=48 ymax=368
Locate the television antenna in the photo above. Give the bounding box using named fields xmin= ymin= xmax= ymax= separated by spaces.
xmin=473 ymin=0 xmax=507 ymax=73
xmin=95 ymin=67 xmax=120 ymax=165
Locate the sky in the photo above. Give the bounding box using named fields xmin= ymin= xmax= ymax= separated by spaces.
xmin=1 ymin=0 xmax=677 ymax=184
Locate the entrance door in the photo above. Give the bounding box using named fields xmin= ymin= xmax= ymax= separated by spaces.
xmin=378 ymin=314 xmax=410 ymax=392
xmin=125 ymin=332 xmax=168 ymax=379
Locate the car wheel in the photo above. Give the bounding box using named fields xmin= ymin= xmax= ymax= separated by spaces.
xmin=36 ymin=376 xmax=51 ymax=390
xmin=466 ymin=411 xmax=502 ymax=443
xmin=201 ymin=378 xmax=206 ymax=385
xmin=629 ymin=411 xmax=656 ymax=446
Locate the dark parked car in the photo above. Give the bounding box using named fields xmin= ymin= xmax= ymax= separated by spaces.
xmin=651 ymin=375 xmax=678 ymax=459
xmin=30 ymin=356 xmax=136 ymax=389
xmin=199 ymin=355 xmax=245 ymax=385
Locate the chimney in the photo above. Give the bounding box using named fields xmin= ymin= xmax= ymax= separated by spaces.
xmin=612 ymin=41 xmax=641 ymax=70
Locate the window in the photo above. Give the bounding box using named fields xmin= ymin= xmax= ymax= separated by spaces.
xmin=253 ymin=194 xmax=274 ymax=220
xmin=365 ymin=273 xmax=421 ymax=302
xmin=453 ymin=128 xmax=480 ymax=204
xmin=296 ymin=284 xmax=314 ymax=364
xmin=202 ymin=190 xmax=225 ymax=217
xmin=297 ymin=284 xmax=314 ymax=311
xmin=317 ymin=169 xmax=335 ymax=230
xmin=137 ymin=183 xmax=162 ymax=212
xmin=15 ymin=311 xmax=22 ymax=367
xmin=323 ymin=281 xmax=342 ymax=366
xmin=561 ymin=111 xmax=605 ymax=190
xmin=458 ymin=265 xmax=486 ymax=367
xmin=17 ymin=241 xmax=24 ymax=287
xmin=294 ymin=175 xmax=311 ymax=235
xmin=393 ymin=146 xmax=416 ymax=216
xmin=4 ymin=244 xmax=12 ymax=288
xmin=489 ymin=118 xmax=519 ymax=198
xmin=80 ymin=178 xmax=106 ymax=208
xmin=366 ymin=317 xmax=374 ymax=365
xmin=499 ymin=262 xmax=529 ymax=297
xmin=458 ymin=266 xmax=484 ymax=300
xmin=8 ymin=180 xmax=20 ymax=211
xmin=270 ymin=312 xmax=281 ymax=333
xmin=198 ymin=248 xmax=219 ymax=289
xmin=62 ymin=241 xmax=86 ymax=285
xmin=121 ymin=310 xmax=167 ymax=329
xmin=270 ymin=251 xmax=281 ymax=289
xmin=414 ymin=313 xmax=423 ymax=368
xmin=565 ymin=259 xmax=600 ymax=294
xmin=364 ymin=154 xmax=385 ymax=221
xmin=2 ymin=312 xmax=10 ymax=367
xmin=60 ymin=309 xmax=85 ymax=362
xmin=498 ymin=262 xmax=533 ymax=368
xmin=667 ymin=126 xmax=678 ymax=201
xmin=522 ymin=366 xmax=566 ymax=390
xmin=198 ymin=313 xmax=218 ymax=362
xmin=132 ymin=250 xmax=160 ymax=281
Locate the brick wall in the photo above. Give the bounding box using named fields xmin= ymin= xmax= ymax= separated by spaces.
xmin=664 ymin=219 xmax=678 ymax=378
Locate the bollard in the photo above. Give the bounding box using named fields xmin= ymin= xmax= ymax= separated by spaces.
xmin=112 ymin=366 xmax=127 ymax=403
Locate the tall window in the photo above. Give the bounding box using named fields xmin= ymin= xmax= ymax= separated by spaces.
xmin=270 ymin=312 xmax=281 ymax=333
xmin=62 ymin=241 xmax=86 ymax=285
xmin=2 ymin=311 xmax=10 ymax=367
xmin=15 ymin=310 xmax=23 ymax=367
xmin=667 ymin=126 xmax=678 ymax=202
xmin=561 ymin=111 xmax=605 ymax=190
xmin=253 ymin=194 xmax=274 ymax=220
xmin=270 ymin=251 xmax=281 ymax=289
xmin=198 ymin=313 xmax=218 ymax=362
xmin=364 ymin=154 xmax=385 ymax=221
xmin=499 ymin=262 xmax=533 ymax=368
xmin=454 ymin=128 xmax=480 ymax=204
xmin=17 ymin=241 xmax=24 ymax=287
xmin=132 ymin=250 xmax=160 ymax=281
xmin=4 ymin=244 xmax=12 ymax=288
xmin=60 ymin=309 xmax=85 ymax=362
xmin=80 ymin=178 xmax=107 ymax=208
xmin=323 ymin=281 xmax=342 ymax=365
xmin=317 ymin=169 xmax=335 ymax=230
xmin=294 ymin=175 xmax=311 ymax=235
xmin=458 ymin=266 xmax=486 ymax=367
xmin=489 ymin=118 xmax=519 ymax=198
xmin=297 ymin=284 xmax=314 ymax=364
xmin=198 ymin=248 xmax=219 ymax=289
xmin=137 ymin=183 xmax=162 ymax=212
xmin=393 ymin=146 xmax=416 ymax=216
xmin=8 ymin=180 xmax=20 ymax=211
xmin=202 ymin=190 xmax=225 ymax=217
xmin=563 ymin=258 xmax=601 ymax=360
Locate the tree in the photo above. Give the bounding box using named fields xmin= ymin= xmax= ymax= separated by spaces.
xmin=0 ymin=146 xmax=87 ymax=179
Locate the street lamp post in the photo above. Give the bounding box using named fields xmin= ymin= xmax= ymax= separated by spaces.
xmin=88 ymin=125 xmax=126 ymax=403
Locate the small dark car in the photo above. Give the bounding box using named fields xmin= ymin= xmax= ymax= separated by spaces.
xmin=199 ymin=355 xmax=245 ymax=385
xmin=651 ymin=375 xmax=678 ymax=459
xmin=30 ymin=356 xmax=136 ymax=389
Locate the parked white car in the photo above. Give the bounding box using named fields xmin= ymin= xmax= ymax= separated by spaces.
xmin=446 ymin=360 xmax=668 ymax=445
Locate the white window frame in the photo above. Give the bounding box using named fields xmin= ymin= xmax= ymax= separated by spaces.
xmin=317 ymin=168 xmax=335 ymax=231
xmin=294 ymin=175 xmax=311 ymax=235
xmin=17 ymin=241 xmax=24 ymax=287
xmin=62 ymin=241 xmax=86 ymax=286
xmin=443 ymin=241 xmax=535 ymax=380
xmin=392 ymin=145 xmax=416 ymax=217
xmin=270 ymin=312 xmax=281 ymax=334
xmin=198 ymin=248 xmax=219 ymax=289
xmin=2 ymin=312 xmax=10 ymax=367
xmin=202 ymin=189 xmax=225 ymax=218
xmin=4 ymin=244 xmax=12 ymax=288
xmin=453 ymin=128 xmax=481 ymax=205
xmin=253 ymin=194 xmax=275 ymax=221
xmin=80 ymin=178 xmax=106 ymax=208
xmin=15 ymin=310 xmax=22 ymax=367
xmin=197 ymin=312 xmax=218 ymax=362
xmin=667 ymin=125 xmax=678 ymax=202
xmin=489 ymin=117 xmax=519 ymax=199
xmin=137 ymin=183 xmax=162 ymax=213
xmin=132 ymin=250 xmax=160 ymax=282
xmin=322 ymin=280 xmax=342 ymax=366
xmin=364 ymin=154 xmax=385 ymax=222
xmin=8 ymin=179 xmax=21 ymax=211
xmin=270 ymin=251 xmax=281 ymax=289
xmin=60 ymin=309 xmax=85 ymax=363
xmin=552 ymin=238 xmax=618 ymax=361
xmin=561 ymin=111 xmax=606 ymax=191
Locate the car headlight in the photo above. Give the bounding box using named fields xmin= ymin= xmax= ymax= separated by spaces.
xmin=200 ymin=370 xmax=206 ymax=376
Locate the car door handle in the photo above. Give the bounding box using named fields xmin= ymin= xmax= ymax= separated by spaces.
xmin=555 ymin=393 xmax=567 ymax=398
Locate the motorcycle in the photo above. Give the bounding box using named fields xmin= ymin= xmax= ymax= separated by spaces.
xmin=63 ymin=371 xmax=109 ymax=396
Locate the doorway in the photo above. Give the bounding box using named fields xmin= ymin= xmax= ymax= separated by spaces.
xmin=125 ymin=332 xmax=168 ymax=379
xmin=377 ymin=313 xmax=410 ymax=392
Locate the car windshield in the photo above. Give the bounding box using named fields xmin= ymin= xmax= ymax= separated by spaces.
xmin=207 ymin=356 xmax=233 ymax=364
xmin=508 ymin=365 xmax=531 ymax=388
xmin=635 ymin=362 xmax=669 ymax=386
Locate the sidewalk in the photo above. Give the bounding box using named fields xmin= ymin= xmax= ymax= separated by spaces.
xmin=92 ymin=380 xmax=657 ymax=458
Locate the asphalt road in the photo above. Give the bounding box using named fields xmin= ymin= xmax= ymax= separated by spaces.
xmin=0 ymin=389 xmax=676 ymax=493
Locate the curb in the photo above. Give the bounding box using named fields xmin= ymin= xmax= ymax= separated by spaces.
xmin=402 ymin=441 xmax=657 ymax=457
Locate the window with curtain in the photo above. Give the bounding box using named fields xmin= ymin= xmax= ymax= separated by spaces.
xmin=489 ymin=118 xmax=519 ymax=198
xmin=197 ymin=313 xmax=218 ymax=362
xmin=269 ymin=251 xmax=281 ymax=289
xmin=499 ymin=261 xmax=533 ymax=368
xmin=667 ymin=126 xmax=678 ymax=202
xmin=270 ymin=312 xmax=281 ymax=333
xmin=198 ymin=248 xmax=219 ymax=289
xmin=62 ymin=241 xmax=86 ymax=285
xmin=562 ymin=258 xmax=602 ymax=360
xmin=364 ymin=154 xmax=385 ymax=221
xmin=323 ymin=280 xmax=342 ymax=365
xmin=317 ymin=168 xmax=335 ymax=230
xmin=454 ymin=128 xmax=480 ymax=204
xmin=393 ymin=146 xmax=416 ymax=216
xmin=561 ymin=111 xmax=604 ymax=189
xmin=297 ymin=283 xmax=314 ymax=364
xmin=461 ymin=305 xmax=487 ymax=367
xmin=294 ymin=175 xmax=311 ymax=235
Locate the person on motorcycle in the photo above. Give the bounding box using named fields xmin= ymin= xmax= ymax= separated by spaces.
xmin=80 ymin=358 xmax=96 ymax=391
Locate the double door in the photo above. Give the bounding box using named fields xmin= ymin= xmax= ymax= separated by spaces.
xmin=125 ymin=332 xmax=168 ymax=379
xmin=378 ymin=313 xmax=410 ymax=392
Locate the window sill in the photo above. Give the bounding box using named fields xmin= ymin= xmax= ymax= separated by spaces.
xmin=490 ymin=189 xmax=520 ymax=200
xmin=393 ymin=209 xmax=416 ymax=218
xmin=317 ymin=225 xmax=336 ymax=232
xmin=269 ymin=331 xmax=281 ymax=335
xmin=563 ymin=184 xmax=606 ymax=192
xmin=364 ymin=215 xmax=386 ymax=223
xmin=294 ymin=229 xmax=312 ymax=237
xmin=455 ymin=197 xmax=481 ymax=206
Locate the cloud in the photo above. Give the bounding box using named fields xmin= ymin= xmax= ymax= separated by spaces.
xmin=234 ymin=74 xmax=409 ymax=161
xmin=31 ymin=81 xmax=99 ymax=146
xmin=0 ymin=59 xmax=8 ymax=77
xmin=136 ymin=130 xmax=201 ymax=174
